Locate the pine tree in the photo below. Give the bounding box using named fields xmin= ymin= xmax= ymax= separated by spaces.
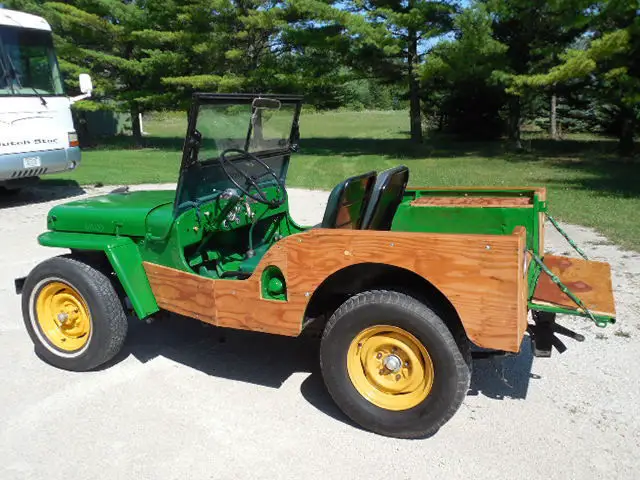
xmin=506 ymin=0 xmax=639 ymax=154
xmin=7 ymin=0 xmax=189 ymax=145
xmin=421 ymin=4 xmax=507 ymax=139
xmin=335 ymin=0 xmax=456 ymax=143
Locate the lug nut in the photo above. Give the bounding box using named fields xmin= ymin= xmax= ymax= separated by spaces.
xmin=376 ymin=353 xmax=382 ymax=359
xmin=395 ymin=374 xmax=401 ymax=380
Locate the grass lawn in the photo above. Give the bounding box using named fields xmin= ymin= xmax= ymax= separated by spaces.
xmin=50 ymin=110 xmax=640 ymax=250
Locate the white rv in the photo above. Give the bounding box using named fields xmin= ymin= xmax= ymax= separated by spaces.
xmin=0 ymin=8 xmax=92 ymax=190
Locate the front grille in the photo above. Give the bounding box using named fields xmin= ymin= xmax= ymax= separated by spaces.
xmin=10 ymin=167 xmax=49 ymax=178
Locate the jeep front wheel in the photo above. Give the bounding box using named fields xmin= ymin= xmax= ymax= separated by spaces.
xmin=21 ymin=256 xmax=128 ymax=371
xmin=320 ymin=290 xmax=471 ymax=439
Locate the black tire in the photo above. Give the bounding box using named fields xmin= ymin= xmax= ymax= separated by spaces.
xmin=21 ymin=255 xmax=128 ymax=371
xmin=320 ymin=290 xmax=471 ymax=439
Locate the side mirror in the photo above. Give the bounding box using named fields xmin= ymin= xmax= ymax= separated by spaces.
xmin=79 ymin=74 xmax=93 ymax=94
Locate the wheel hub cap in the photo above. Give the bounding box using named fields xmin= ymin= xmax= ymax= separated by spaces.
xmin=383 ymin=354 xmax=402 ymax=373
xmin=35 ymin=281 xmax=91 ymax=352
xmin=347 ymin=325 xmax=435 ymax=411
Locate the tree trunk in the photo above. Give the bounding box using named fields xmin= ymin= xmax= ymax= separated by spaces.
xmin=407 ymin=29 xmax=422 ymax=143
xmin=619 ymin=105 xmax=635 ymax=156
xmin=508 ymin=97 xmax=522 ymax=150
xmin=550 ymin=92 xmax=558 ymax=140
xmin=131 ymin=105 xmax=143 ymax=147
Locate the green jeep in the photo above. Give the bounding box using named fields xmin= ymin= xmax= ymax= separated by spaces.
xmin=16 ymin=93 xmax=616 ymax=438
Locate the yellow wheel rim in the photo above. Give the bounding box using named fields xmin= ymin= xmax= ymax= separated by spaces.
xmin=34 ymin=281 xmax=92 ymax=352
xmin=347 ymin=325 xmax=434 ymax=411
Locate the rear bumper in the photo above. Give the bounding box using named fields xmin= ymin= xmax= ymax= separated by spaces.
xmin=0 ymin=147 xmax=81 ymax=182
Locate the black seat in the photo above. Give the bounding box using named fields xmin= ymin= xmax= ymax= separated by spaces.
xmin=321 ymin=171 xmax=377 ymax=229
xmin=361 ymin=165 xmax=409 ymax=230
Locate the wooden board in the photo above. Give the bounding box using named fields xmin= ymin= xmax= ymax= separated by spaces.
xmin=408 ymin=186 xmax=546 ymax=196
xmin=144 ymin=227 xmax=529 ymax=352
xmin=532 ymin=255 xmax=615 ymax=316
xmin=411 ymin=196 xmax=532 ymax=207
xmin=144 ymin=241 xmax=302 ymax=336
xmin=513 ymin=226 xmax=529 ymax=343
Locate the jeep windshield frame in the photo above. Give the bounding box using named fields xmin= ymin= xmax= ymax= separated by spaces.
xmin=175 ymin=93 xmax=303 ymax=214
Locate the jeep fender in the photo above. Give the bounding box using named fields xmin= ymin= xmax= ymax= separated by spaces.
xmin=38 ymin=232 xmax=159 ymax=319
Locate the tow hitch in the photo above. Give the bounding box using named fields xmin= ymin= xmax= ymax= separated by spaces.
xmin=528 ymin=311 xmax=585 ymax=357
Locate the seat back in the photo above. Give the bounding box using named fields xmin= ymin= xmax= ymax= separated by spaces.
xmin=361 ymin=165 xmax=409 ymax=230
xmin=321 ymin=171 xmax=377 ymax=229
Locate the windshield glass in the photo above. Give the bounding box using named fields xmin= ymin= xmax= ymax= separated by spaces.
xmin=176 ymin=97 xmax=301 ymax=210
xmin=195 ymin=101 xmax=297 ymax=161
xmin=0 ymin=26 xmax=64 ymax=96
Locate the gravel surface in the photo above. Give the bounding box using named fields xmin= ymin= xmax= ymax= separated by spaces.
xmin=1 ymin=183 xmax=639 ymax=480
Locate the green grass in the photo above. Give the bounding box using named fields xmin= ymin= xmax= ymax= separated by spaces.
xmin=50 ymin=110 xmax=640 ymax=250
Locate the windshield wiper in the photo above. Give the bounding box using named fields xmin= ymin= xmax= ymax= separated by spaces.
xmin=0 ymin=43 xmax=47 ymax=106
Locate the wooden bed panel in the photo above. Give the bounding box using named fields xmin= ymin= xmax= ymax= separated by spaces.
xmin=411 ymin=196 xmax=532 ymax=207
xmin=532 ymin=254 xmax=615 ymax=316
xmin=513 ymin=227 xmax=529 ymax=342
xmin=144 ymin=227 xmax=528 ymax=352
xmin=408 ymin=185 xmax=546 ymax=195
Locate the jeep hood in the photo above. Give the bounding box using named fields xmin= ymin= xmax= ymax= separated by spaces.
xmin=47 ymin=190 xmax=175 ymax=236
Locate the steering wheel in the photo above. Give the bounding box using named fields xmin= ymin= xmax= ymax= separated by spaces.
xmin=219 ymin=148 xmax=286 ymax=207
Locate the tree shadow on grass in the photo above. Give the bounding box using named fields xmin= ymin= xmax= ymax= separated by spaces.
xmin=505 ymin=138 xmax=640 ymax=198
xmin=86 ymin=133 xmax=639 ymax=199
xmin=300 ymin=136 xmax=508 ymax=160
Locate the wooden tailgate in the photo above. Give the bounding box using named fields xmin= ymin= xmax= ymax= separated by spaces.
xmin=532 ymin=255 xmax=615 ymax=317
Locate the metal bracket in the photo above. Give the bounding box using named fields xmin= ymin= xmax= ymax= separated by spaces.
xmin=528 ymin=311 xmax=585 ymax=357
xmin=545 ymin=213 xmax=588 ymax=260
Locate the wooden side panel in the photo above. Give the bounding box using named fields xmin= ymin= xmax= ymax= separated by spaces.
xmin=143 ymin=262 xmax=215 ymax=323
xmin=144 ymin=242 xmax=301 ymax=336
xmin=533 ymin=255 xmax=615 ymax=316
xmin=284 ymin=229 xmax=526 ymax=352
xmin=411 ymin=196 xmax=532 ymax=207
xmin=144 ymin=227 xmax=528 ymax=352
xmin=513 ymin=226 xmax=528 ymax=343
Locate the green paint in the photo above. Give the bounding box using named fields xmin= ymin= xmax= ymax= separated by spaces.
xmin=528 ymin=301 xmax=615 ymax=326
xmin=261 ymin=266 xmax=287 ymax=301
xmin=38 ymin=232 xmax=159 ymax=318
xmin=48 ymin=190 xmax=175 ymax=237
xmin=393 ymin=189 xmax=544 ymax=254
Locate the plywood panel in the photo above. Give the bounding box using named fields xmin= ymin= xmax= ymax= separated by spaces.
xmin=144 ymin=242 xmax=301 ymax=336
xmin=144 ymin=227 xmax=528 ymax=352
xmin=411 ymin=196 xmax=532 ymax=207
xmin=409 ymin=186 xmax=546 ymax=196
xmin=143 ymin=262 xmax=215 ymax=323
xmin=513 ymin=226 xmax=528 ymax=343
xmin=532 ymin=255 xmax=615 ymax=317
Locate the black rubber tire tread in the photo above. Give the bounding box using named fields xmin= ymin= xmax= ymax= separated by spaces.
xmin=320 ymin=289 xmax=471 ymax=439
xmin=21 ymin=255 xmax=128 ymax=371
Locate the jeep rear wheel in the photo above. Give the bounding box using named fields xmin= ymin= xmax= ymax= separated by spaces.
xmin=22 ymin=256 xmax=128 ymax=371
xmin=320 ymin=290 xmax=471 ymax=439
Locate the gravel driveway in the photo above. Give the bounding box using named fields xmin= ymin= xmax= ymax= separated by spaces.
xmin=1 ymin=184 xmax=639 ymax=480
